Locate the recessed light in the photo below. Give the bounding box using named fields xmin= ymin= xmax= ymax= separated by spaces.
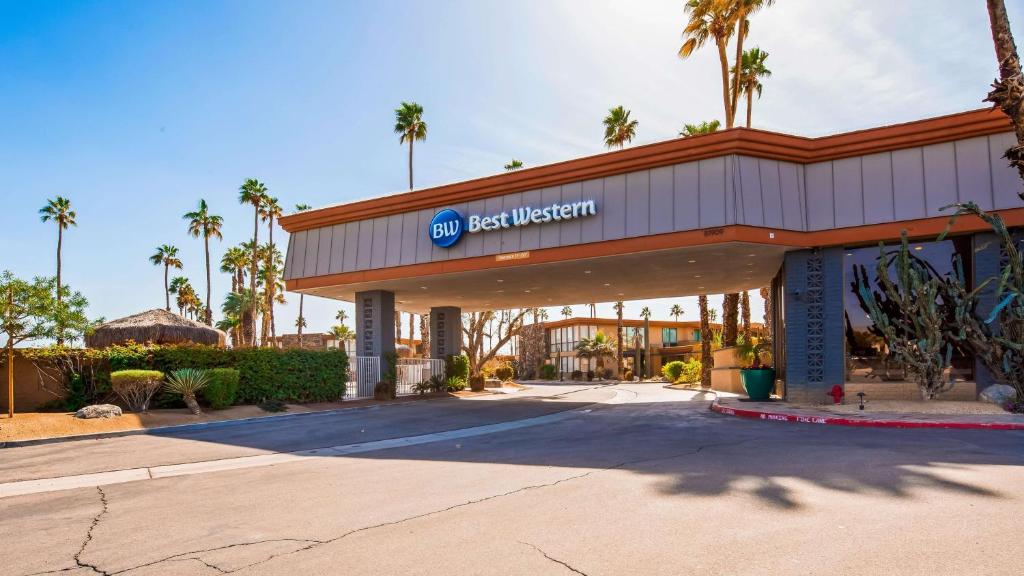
xmin=617 ymin=293 xmax=624 ymax=296
xmin=604 ymin=283 xmax=611 ymax=287
xmin=497 ymin=279 xmax=504 ymax=283
xmin=688 ymin=259 xmax=697 ymax=264
xmin=525 ymin=290 xmax=531 ymax=293
xmin=747 ymin=254 xmax=756 ymax=257
xmin=584 ymin=270 xmax=592 ymax=274
xmin=694 ymin=275 xmax=702 ymax=278
xmin=698 ymin=286 xmax=705 ymax=290
xmin=420 ymin=286 xmax=427 ymax=290
xmin=496 ymin=289 xmax=505 ymax=293
xmin=914 ymin=246 xmax=923 ymax=251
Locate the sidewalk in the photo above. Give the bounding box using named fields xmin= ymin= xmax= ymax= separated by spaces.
xmin=712 ymin=397 xmax=1024 ymax=430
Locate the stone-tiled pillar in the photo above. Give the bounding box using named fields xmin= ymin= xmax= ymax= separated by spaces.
xmin=355 ymin=290 xmax=396 ymax=358
xmin=783 ymin=247 xmax=846 ymax=403
xmin=429 ymin=307 xmax=462 ymax=359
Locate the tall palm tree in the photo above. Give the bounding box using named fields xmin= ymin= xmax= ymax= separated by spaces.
xmin=723 ymin=293 xmax=739 ymax=347
xmin=149 ymin=245 xmax=183 ymax=311
xmin=728 ymin=1 xmax=775 ymax=127
xmin=394 ymin=102 xmax=428 ymax=190
xmin=292 ymin=203 xmax=313 ymax=347
xmin=737 ymin=47 xmax=771 ymax=128
xmin=504 ymin=159 xmax=524 ymax=171
xmin=220 ymin=289 xmax=256 ymax=347
xmin=669 ymin=303 xmax=684 ymax=323
xmin=679 ymin=120 xmax=721 ymax=137
xmin=602 ymin=106 xmax=638 ymax=149
xmin=256 ymin=243 xmax=284 ymax=346
xmin=220 ymin=246 xmax=249 ymax=295
xmin=986 ymin=0 xmax=1024 ymax=193
xmin=408 ymin=312 xmax=415 ymax=348
xmin=588 ymin=303 xmax=596 ymax=318
xmin=560 ymin=305 xmax=573 ymax=319
xmin=39 ymin=196 xmax=76 ymax=343
xmin=698 ymin=294 xmax=712 ymax=388
xmin=679 ymin=0 xmax=739 ymax=127
xmin=336 ymin=309 xmax=348 ymax=325
xmin=184 ymin=199 xmax=223 ymax=325
xmin=613 ymin=301 xmax=624 ymax=376
xmin=259 ymin=197 xmax=283 ymax=345
xmin=239 ymin=179 xmax=268 ymax=344
xmin=740 ymin=290 xmax=751 ymax=341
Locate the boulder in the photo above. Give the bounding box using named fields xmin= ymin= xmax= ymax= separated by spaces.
xmin=979 ymin=384 xmax=1017 ymax=406
xmin=75 ymin=404 xmax=123 ymax=419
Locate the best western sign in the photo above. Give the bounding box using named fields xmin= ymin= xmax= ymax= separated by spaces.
xmin=429 ymin=200 xmax=598 ymax=248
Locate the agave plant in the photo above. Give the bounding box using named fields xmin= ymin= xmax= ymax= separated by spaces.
xmin=164 ymin=368 xmax=210 ymax=415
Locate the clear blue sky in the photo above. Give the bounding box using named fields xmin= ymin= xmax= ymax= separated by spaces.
xmin=1 ymin=0 xmax=1018 ymax=341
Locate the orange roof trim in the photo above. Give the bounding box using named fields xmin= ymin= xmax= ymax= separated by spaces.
xmin=280 ymin=108 xmax=1011 ymax=232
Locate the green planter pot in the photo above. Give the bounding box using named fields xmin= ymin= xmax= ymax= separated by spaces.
xmin=741 ymin=368 xmax=776 ymax=401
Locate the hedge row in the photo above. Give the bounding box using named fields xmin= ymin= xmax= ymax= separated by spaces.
xmin=30 ymin=343 xmax=349 ymax=406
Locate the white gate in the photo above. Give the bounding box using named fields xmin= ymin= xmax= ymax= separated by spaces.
xmin=395 ymin=358 xmax=446 ymax=396
xmin=350 ymin=356 xmax=380 ymax=399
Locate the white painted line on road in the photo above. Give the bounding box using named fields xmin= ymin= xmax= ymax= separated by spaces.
xmin=0 ymin=408 xmax=587 ymax=499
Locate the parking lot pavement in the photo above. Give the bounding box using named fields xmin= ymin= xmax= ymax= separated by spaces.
xmin=5 ymin=383 xmax=1024 ymax=576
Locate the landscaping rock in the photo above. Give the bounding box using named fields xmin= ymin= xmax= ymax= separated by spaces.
xmin=979 ymin=385 xmax=1017 ymax=406
xmin=75 ymin=404 xmax=123 ymax=419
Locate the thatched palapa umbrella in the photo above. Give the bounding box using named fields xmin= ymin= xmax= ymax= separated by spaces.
xmin=86 ymin=309 xmax=227 ymax=348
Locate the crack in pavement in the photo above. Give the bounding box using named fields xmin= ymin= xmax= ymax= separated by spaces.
xmin=72 ymin=487 xmax=110 ymax=576
xmin=168 ymin=556 xmax=228 ymax=574
xmin=518 ymin=541 xmax=589 ymax=575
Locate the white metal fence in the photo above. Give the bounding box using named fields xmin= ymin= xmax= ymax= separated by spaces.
xmin=349 ymin=356 xmax=380 ymax=399
xmin=395 ymin=358 xmax=446 ymax=396
xmin=348 ymin=356 xmax=445 ymax=399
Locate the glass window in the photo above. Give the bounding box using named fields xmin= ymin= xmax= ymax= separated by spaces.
xmin=662 ymin=328 xmax=677 ymax=347
xmin=692 ymin=329 xmax=701 ymax=342
xmin=844 ymin=237 xmax=973 ymax=383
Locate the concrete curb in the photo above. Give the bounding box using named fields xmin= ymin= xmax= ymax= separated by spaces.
xmin=0 ymin=397 xmax=433 ymax=449
xmin=711 ymin=398 xmax=1024 ymax=430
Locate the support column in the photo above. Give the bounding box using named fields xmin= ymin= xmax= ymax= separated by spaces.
xmin=355 ymin=290 xmax=396 ymax=358
xmin=783 ymin=247 xmax=845 ymax=403
xmin=429 ymin=306 xmax=462 ymax=359
xmin=972 ymin=232 xmax=1002 ymax=394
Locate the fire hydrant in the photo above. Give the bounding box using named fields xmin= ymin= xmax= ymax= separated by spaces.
xmin=827 ymin=385 xmax=844 ymax=404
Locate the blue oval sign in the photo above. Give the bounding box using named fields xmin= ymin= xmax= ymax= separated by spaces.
xmin=428 ymin=208 xmax=464 ymax=248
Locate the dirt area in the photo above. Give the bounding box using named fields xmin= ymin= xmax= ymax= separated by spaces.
xmin=0 ymin=394 xmax=461 ymax=443
xmin=797 ymin=400 xmax=1009 ymax=415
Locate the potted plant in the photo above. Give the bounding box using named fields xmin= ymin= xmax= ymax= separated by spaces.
xmin=738 ymin=338 xmax=775 ymax=401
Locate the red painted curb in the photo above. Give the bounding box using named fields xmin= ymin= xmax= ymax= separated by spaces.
xmin=711 ymin=400 xmax=1024 ymax=431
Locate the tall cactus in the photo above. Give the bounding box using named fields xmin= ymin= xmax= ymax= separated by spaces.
xmin=853 ymin=233 xmax=958 ymax=400
xmin=940 ymin=202 xmax=1024 ymax=399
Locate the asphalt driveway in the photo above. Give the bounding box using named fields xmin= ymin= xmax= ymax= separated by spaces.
xmin=4 ymin=383 xmax=1023 ymax=575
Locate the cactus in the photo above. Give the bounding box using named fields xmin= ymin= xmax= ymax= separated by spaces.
xmin=939 ymin=202 xmax=1024 ymax=399
xmin=852 ymin=234 xmax=959 ymax=400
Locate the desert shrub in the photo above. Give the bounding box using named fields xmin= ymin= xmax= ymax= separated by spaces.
xmin=586 ymin=370 xmax=594 ymax=381
xmin=675 ymin=359 xmax=702 ymax=383
xmin=602 ymin=368 xmax=614 ymax=379
xmin=446 ymin=354 xmax=470 ymax=381
xmin=374 ymin=380 xmax=396 ymax=400
xmin=163 ymin=368 xmax=210 ymax=415
xmin=259 ymin=399 xmax=287 ymax=412
xmin=110 ymin=369 xmax=164 ymax=412
xmin=570 ymin=369 xmax=583 ymax=380
xmin=446 ymin=376 xmax=467 ymax=391
xmin=662 ymin=361 xmax=685 ymax=382
xmin=623 ymin=369 xmax=634 ymax=381
xmin=494 ymin=364 xmax=514 ymax=381
xmin=540 ymin=364 xmax=557 ymax=380
xmin=414 ymin=375 xmax=447 ymax=395
xmin=201 ymin=368 xmax=240 ymax=409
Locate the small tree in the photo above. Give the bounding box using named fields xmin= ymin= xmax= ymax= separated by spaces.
xmin=575 ymin=331 xmax=615 ymax=372
xmin=853 ymin=235 xmax=957 ymax=399
xmin=1 ymin=272 xmax=57 ymax=417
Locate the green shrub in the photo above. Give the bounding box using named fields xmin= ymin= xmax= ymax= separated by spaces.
xmin=446 ymin=354 xmax=470 ymax=381
xmin=585 ymin=370 xmax=594 ymax=381
xmin=259 ymin=399 xmax=287 ymax=412
xmin=540 ymin=364 xmax=557 ymax=380
xmin=201 ymin=368 xmax=240 ymax=410
xmin=570 ymin=369 xmax=583 ymax=380
xmin=446 ymin=376 xmax=467 ymax=391
xmin=623 ymin=369 xmax=634 ymax=381
xmin=662 ymin=361 xmax=686 ymax=382
xmin=414 ymin=375 xmax=447 ymax=395
xmin=163 ymin=368 xmax=210 ymax=415
xmin=494 ymin=365 xmax=514 ymax=381
xmin=231 ymin=347 xmax=348 ymax=404
xmin=675 ymin=359 xmax=702 ymax=383
xmin=110 ymin=369 xmax=164 ymax=412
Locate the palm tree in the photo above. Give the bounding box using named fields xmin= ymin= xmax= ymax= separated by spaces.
xmin=336 ymin=309 xmax=349 ymax=325
xmin=740 ymin=290 xmax=751 ymax=341
xmin=39 ymin=196 xmax=76 ymax=343
xmin=560 ymin=305 xmax=573 ymax=319
xmin=723 ymin=293 xmax=739 ymax=347
xmin=728 ymin=1 xmax=775 ymax=127
xmin=986 ymin=0 xmax=1024 ymax=193
xmin=220 ymin=246 xmax=249 ymax=295
xmin=679 ymin=0 xmax=739 ymax=127
xmin=737 ymin=47 xmax=771 ymax=128
xmin=613 ymin=301 xmax=624 ymax=376
xmin=292 ymin=203 xmax=313 ymax=348
xmin=602 ymin=106 xmax=638 ymax=149
xmin=588 ymin=303 xmax=596 ymax=318
xmin=575 ymin=331 xmax=615 ymax=372
xmin=168 ymin=276 xmax=190 ymax=316
xmin=698 ymin=294 xmax=712 ymax=388
xmin=259 ymin=197 xmax=283 ymax=345
xmin=257 ymin=243 xmax=284 ymax=346
xmin=504 ymin=159 xmax=524 ymax=171
xmin=149 ymin=245 xmax=183 ymax=311
xmin=679 ymin=120 xmax=721 ymax=137
xmin=639 ymin=306 xmax=652 ymax=378
xmin=239 ymin=179 xmax=268 ymax=344
xmin=184 ymin=199 xmax=223 ymax=325
xmin=394 ymin=101 xmax=428 ymax=190
xmin=221 ymin=289 xmax=256 ymax=347
xmin=669 ymin=303 xmax=684 ymax=323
